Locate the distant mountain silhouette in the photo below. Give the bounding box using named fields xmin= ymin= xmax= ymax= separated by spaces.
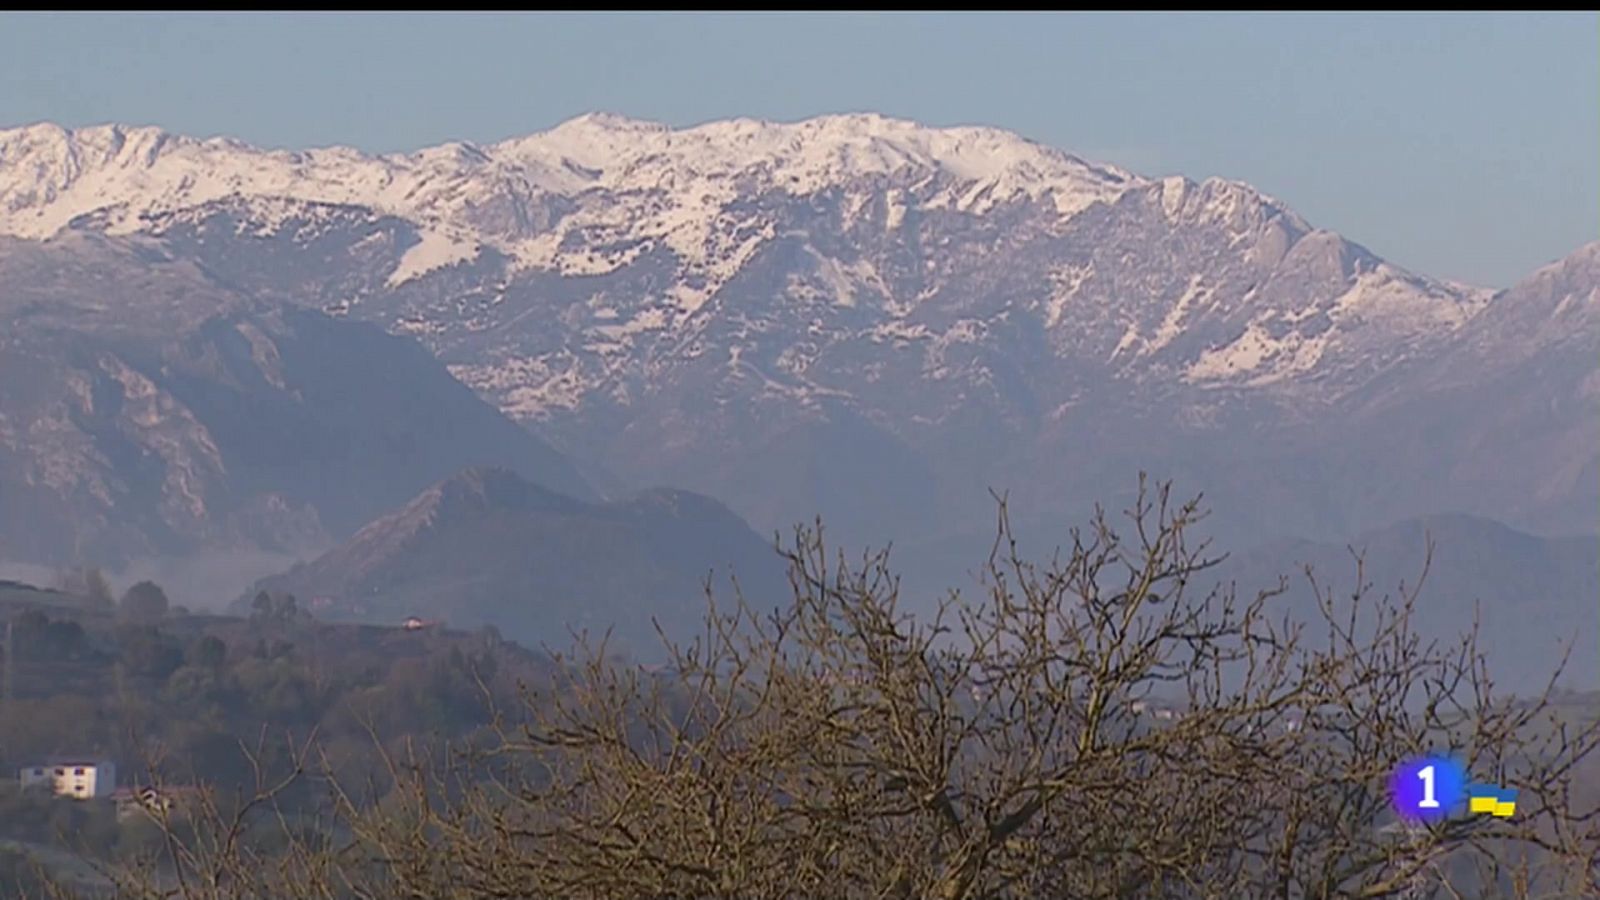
xmin=1216 ymin=513 xmax=1600 ymax=696
xmin=242 ymin=467 xmax=789 ymax=660
xmin=885 ymin=510 xmax=1598 ymax=699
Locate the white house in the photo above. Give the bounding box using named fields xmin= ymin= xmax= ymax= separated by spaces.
xmin=1131 ymin=699 xmax=1180 ymax=721
xmin=19 ymin=759 xmax=116 ymax=800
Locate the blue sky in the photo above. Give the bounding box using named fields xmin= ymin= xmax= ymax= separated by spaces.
xmin=1 ymin=12 xmax=1594 ymax=287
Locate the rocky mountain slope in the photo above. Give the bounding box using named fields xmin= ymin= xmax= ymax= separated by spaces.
xmin=0 ymin=232 xmax=592 ymax=565
xmin=1321 ymin=242 xmax=1600 ymax=536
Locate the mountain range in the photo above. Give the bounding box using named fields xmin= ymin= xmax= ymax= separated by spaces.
xmin=0 ymin=113 xmax=1592 ymax=682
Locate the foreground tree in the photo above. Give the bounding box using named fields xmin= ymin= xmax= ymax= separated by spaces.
xmin=98 ymin=479 xmax=1600 ymax=899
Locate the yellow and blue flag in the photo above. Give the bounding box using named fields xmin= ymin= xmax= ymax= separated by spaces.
xmin=1466 ymin=783 xmax=1517 ymax=818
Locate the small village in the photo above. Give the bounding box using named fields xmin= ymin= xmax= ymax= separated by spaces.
xmin=17 ymin=759 xmax=200 ymax=822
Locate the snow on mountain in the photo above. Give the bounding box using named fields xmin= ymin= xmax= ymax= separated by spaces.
xmin=0 ymin=114 xmax=1137 ymax=289
xmin=0 ymin=116 xmax=1475 ymax=386
xmin=2 ymin=113 xmax=1578 ymax=552
xmin=1179 ymin=239 xmax=1490 ymax=389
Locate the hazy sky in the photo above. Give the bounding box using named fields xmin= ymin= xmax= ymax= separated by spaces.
xmin=1 ymin=12 xmax=1594 ymax=286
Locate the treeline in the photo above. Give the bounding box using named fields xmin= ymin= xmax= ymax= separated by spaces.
xmin=0 ymin=584 xmax=547 ymax=816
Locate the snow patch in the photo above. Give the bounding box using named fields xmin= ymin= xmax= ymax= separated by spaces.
xmin=885 ymin=189 xmax=907 ymax=231
xmin=1146 ymin=274 xmax=1207 ymax=354
xmin=1160 ymin=176 xmax=1188 ymax=221
xmin=1331 ymin=268 xmax=1485 ymax=330
xmin=449 ymin=357 xmax=585 ymax=421
xmin=1045 ymin=262 xmax=1094 ymax=328
xmin=870 ymin=320 xmax=931 ymax=343
xmin=591 ymin=306 xmax=668 ymax=340
xmin=1111 ymin=324 xmax=1142 ymax=360
xmin=386 ymin=229 xmax=479 ymax=287
xmin=809 ymin=247 xmax=856 ymax=307
xmin=1186 ymin=323 xmax=1273 ymax=380
xmin=1184 ymin=318 xmax=1330 ymax=386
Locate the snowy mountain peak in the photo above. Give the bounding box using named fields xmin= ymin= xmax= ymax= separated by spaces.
xmin=0 ymin=113 xmax=1144 ymax=241
xmin=544 ymin=110 xmax=675 ymax=135
xmin=0 ymin=113 xmax=1160 ymax=300
xmin=488 ymin=111 xmax=1143 ymax=199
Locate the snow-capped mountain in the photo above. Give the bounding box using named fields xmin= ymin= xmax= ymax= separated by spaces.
xmin=0 ymin=115 xmax=1481 ymax=398
xmin=0 ymin=113 xmax=1590 ymax=554
xmin=0 ymin=114 xmax=1136 ymax=296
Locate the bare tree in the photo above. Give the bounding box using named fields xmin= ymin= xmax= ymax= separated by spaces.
xmin=85 ymin=728 xmax=351 ymax=900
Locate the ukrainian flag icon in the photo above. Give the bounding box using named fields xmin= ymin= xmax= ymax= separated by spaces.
xmin=1466 ymin=784 xmax=1517 ymax=818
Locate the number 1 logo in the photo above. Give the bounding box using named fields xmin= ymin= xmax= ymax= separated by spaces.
xmin=1392 ymin=756 xmax=1465 ymax=821
xmin=1417 ymin=764 xmax=1439 ymax=808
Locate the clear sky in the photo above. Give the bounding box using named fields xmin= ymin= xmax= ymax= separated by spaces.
xmin=1 ymin=12 xmax=1594 ymax=287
